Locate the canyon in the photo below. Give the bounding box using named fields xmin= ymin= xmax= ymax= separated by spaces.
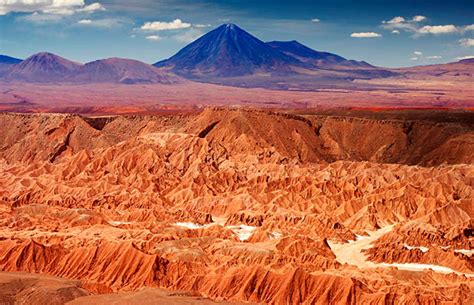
xmin=0 ymin=108 xmax=472 ymax=304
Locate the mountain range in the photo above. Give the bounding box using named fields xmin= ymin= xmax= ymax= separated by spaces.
xmin=0 ymin=55 xmax=22 ymax=65
xmin=0 ymin=55 xmax=22 ymax=75
xmin=154 ymin=23 xmax=393 ymax=83
xmin=0 ymin=52 xmax=180 ymax=84
xmin=0 ymin=23 xmax=471 ymax=89
xmin=266 ymin=40 xmax=373 ymax=68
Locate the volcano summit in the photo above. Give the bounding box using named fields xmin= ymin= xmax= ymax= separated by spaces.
xmin=154 ymin=23 xmax=303 ymax=77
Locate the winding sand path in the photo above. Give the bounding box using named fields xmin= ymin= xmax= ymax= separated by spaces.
xmin=328 ymin=225 xmax=394 ymax=269
xmin=328 ymin=225 xmax=474 ymax=277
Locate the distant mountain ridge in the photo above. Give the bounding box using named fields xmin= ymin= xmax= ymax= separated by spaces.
xmin=0 ymin=23 xmax=471 ymax=90
xmin=0 ymin=55 xmax=22 ymax=65
xmin=266 ymin=40 xmax=373 ymax=68
xmin=75 ymin=58 xmax=178 ymax=84
xmin=154 ymin=23 xmax=395 ymax=87
xmin=0 ymin=55 xmax=23 ymax=76
xmin=1 ymin=52 xmax=180 ymax=84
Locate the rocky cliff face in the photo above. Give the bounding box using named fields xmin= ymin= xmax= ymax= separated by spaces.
xmin=1 ymin=108 xmax=472 ymax=165
xmin=0 ymin=109 xmax=472 ymax=304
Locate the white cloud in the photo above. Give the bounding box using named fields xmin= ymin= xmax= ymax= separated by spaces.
xmin=194 ymin=23 xmax=211 ymax=28
xmin=385 ymin=16 xmax=405 ymax=24
xmin=78 ymin=18 xmax=91 ymax=24
xmin=350 ymin=32 xmax=381 ymax=38
xmin=412 ymin=15 xmax=426 ymax=22
xmin=411 ymin=51 xmax=441 ymax=60
xmin=311 ymin=18 xmax=320 ymax=22
xmin=146 ymin=35 xmax=162 ymax=41
xmin=174 ymin=29 xmax=204 ymax=43
xmin=455 ymin=55 xmax=474 ymax=60
xmin=381 ymin=15 xmax=461 ymax=36
xmin=76 ymin=18 xmax=125 ymax=28
xmin=382 ymin=16 xmax=417 ymax=32
xmin=383 ymin=15 xmax=474 ymax=38
xmin=0 ymin=0 xmax=104 ymax=16
xmin=459 ymin=38 xmax=474 ymax=47
xmin=384 ymin=15 xmax=426 ymax=24
xmin=21 ymin=11 xmax=63 ymax=22
xmin=77 ymin=2 xmax=104 ymax=13
xmin=418 ymin=25 xmax=457 ymax=34
xmin=141 ymin=19 xmax=191 ymax=31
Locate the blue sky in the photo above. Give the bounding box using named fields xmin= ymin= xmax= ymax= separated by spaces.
xmin=0 ymin=0 xmax=473 ymax=67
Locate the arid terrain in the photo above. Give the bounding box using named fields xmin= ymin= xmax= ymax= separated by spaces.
xmin=1 ymin=0 xmax=473 ymax=303
xmin=1 ymin=59 xmax=473 ymax=114
xmin=0 ymin=108 xmax=472 ymax=304
xmin=1 ymin=71 xmax=473 ymax=114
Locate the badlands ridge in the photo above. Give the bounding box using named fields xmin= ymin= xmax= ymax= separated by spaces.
xmin=0 ymin=108 xmax=473 ymax=304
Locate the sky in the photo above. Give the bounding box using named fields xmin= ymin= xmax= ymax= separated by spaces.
xmin=0 ymin=0 xmax=473 ymax=67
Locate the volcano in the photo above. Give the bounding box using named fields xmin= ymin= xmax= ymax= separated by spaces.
xmin=153 ymin=23 xmax=395 ymax=87
xmin=154 ymin=23 xmax=303 ymax=78
xmin=4 ymin=52 xmax=81 ymax=82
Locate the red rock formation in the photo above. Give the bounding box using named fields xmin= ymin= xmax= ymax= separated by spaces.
xmin=0 ymin=109 xmax=472 ymax=304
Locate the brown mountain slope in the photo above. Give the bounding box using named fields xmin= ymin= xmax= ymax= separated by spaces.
xmin=73 ymin=58 xmax=181 ymax=84
xmin=4 ymin=52 xmax=81 ymax=83
xmin=2 ymin=53 xmax=182 ymax=85
xmin=0 ymin=272 xmax=243 ymax=305
xmin=1 ymin=109 xmax=472 ymax=165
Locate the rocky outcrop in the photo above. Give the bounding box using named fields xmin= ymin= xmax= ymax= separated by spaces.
xmin=1 ymin=109 xmax=473 ymax=165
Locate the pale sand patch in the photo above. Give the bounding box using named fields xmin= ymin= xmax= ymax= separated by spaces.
xmin=328 ymin=225 xmax=394 ymax=268
xmin=174 ymin=217 xmax=257 ymax=241
xmin=108 ymin=221 xmax=133 ymax=226
xmin=328 ymin=225 xmax=474 ymax=277
xmin=404 ymin=244 xmax=429 ymax=253
xmin=454 ymin=249 xmax=473 ymax=256
xmin=175 ymin=222 xmax=205 ymax=229
xmin=380 ymin=263 xmax=459 ymax=274
xmin=227 ymin=225 xmax=257 ymax=241
xmin=270 ymin=231 xmax=283 ymax=240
